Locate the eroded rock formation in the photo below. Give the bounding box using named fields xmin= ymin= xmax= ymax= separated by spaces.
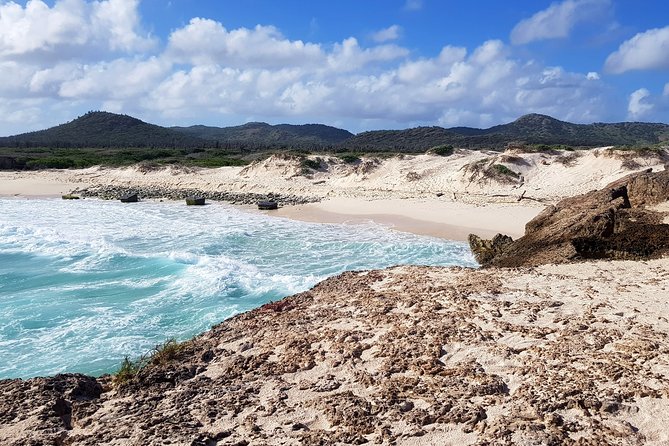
xmin=470 ymin=169 xmax=669 ymax=267
xmin=2 ymin=260 xmax=669 ymax=445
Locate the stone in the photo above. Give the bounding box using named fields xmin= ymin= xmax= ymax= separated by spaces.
xmin=469 ymin=169 xmax=669 ymax=267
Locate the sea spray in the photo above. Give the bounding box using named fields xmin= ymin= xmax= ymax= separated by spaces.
xmin=0 ymin=198 xmax=477 ymax=378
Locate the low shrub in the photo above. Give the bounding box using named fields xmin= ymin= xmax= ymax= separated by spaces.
xmin=300 ymin=157 xmax=322 ymax=170
xmin=338 ymin=154 xmax=361 ymax=164
xmin=492 ymin=164 xmax=520 ymax=178
xmin=429 ymin=145 xmax=454 ymax=156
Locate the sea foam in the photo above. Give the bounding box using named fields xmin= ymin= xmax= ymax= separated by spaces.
xmin=0 ymin=198 xmax=476 ymax=378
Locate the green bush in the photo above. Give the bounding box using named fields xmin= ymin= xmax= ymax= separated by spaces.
xmin=112 ymin=338 xmax=186 ymax=387
xmin=338 ymin=154 xmax=361 ymax=164
xmin=113 ymin=356 xmax=142 ymax=386
xmin=430 ymin=145 xmax=454 ymax=156
xmin=300 ymin=157 xmax=322 ymax=170
xmin=492 ymin=164 xmax=520 ymax=178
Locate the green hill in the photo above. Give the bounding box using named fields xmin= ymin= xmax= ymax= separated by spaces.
xmin=0 ymin=111 xmax=208 ymax=149
xmin=172 ymin=122 xmax=353 ymax=148
xmin=1 ymin=111 xmax=668 ymax=169
xmin=345 ymin=114 xmax=669 ymax=151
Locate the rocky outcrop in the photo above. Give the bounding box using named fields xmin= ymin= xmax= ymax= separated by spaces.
xmin=468 ymin=233 xmax=513 ymax=265
xmin=2 ymin=261 xmax=669 ymax=445
xmin=76 ymin=185 xmax=319 ymax=206
xmin=470 ymin=169 xmax=669 ymax=267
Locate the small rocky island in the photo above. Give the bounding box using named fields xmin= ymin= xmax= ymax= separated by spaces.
xmin=2 ymin=170 xmax=669 ymax=445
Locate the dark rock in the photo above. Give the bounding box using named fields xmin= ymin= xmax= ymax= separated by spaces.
xmin=468 ymin=233 xmax=514 ymax=265
xmin=120 ymin=193 xmax=138 ymax=203
xmin=258 ymin=200 xmax=278 ymax=210
xmin=469 ymin=169 xmax=669 ymax=267
xmin=186 ymin=197 xmax=206 ymax=206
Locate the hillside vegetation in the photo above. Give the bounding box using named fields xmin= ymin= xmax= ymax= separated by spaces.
xmin=0 ymin=111 xmax=667 ymax=169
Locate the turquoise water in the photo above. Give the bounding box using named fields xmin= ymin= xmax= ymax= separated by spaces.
xmin=0 ymin=198 xmax=476 ymax=379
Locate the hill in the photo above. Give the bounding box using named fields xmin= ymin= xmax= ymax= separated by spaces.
xmin=1 ymin=112 xmax=668 ymax=170
xmin=0 ymin=111 xmax=208 ymax=149
xmin=345 ymin=114 xmax=669 ymax=151
xmin=172 ymin=122 xmax=353 ymax=148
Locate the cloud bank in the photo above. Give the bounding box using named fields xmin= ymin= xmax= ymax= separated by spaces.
xmin=0 ymin=0 xmax=662 ymax=135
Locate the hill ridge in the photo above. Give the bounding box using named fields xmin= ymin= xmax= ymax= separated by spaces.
xmin=1 ymin=111 xmax=668 ymax=153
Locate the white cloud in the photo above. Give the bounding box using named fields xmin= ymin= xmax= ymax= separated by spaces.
xmin=511 ymin=0 xmax=609 ymax=45
xmin=627 ymin=88 xmax=654 ymax=120
xmin=0 ymin=1 xmax=633 ymax=135
xmin=0 ymin=0 xmax=154 ymax=61
xmin=664 ymin=83 xmax=669 ymax=97
xmin=371 ymin=25 xmax=402 ymax=43
xmin=404 ymin=0 xmax=422 ymax=11
xmin=326 ymin=37 xmax=408 ymax=72
xmin=605 ymin=26 xmax=669 ymax=73
xmin=167 ymin=18 xmax=323 ymax=68
xmin=586 ymin=71 xmax=600 ymax=80
xmin=140 ymin=37 xmax=611 ymax=129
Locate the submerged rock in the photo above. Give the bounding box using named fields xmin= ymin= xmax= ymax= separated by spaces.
xmin=470 ymin=169 xmax=669 ymax=267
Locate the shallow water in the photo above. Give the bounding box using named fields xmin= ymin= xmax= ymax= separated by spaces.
xmin=0 ymin=198 xmax=477 ymax=378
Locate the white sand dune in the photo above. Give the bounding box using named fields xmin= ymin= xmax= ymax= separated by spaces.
xmin=1 ymin=147 xmax=666 ymax=240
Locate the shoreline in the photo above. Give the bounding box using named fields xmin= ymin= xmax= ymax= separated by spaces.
xmin=0 ymin=192 xmax=542 ymax=242
xmin=275 ymin=198 xmax=543 ymax=241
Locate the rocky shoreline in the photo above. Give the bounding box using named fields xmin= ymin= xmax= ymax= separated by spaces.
xmin=2 ymin=168 xmax=669 ymax=445
xmin=74 ymin=184 xmax=320 ymax=206
xmin=2 ymin=259 xmax=669 ymax=445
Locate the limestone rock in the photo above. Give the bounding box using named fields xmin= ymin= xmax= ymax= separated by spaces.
xmin=470 ymin=169 xmax=669 ymax=267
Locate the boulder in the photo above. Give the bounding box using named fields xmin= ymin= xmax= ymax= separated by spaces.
xmin=470 ymin=169 xmax=669 ymax=267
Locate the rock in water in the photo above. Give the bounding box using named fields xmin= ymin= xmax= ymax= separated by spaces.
xmin=185 ymin=197 xmax=205 ymax=205
xmin=468 ymin=233 xmax=514 ymax=265
xmin=258 ymin=200 xmax=278 ymax=210
xmin=469 ymin=169 xmax=669 ymax=267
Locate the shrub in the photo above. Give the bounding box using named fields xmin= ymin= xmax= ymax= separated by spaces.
xmin=338 ymin=154 xmax=361 ymax=164
xmin=113 ymin=356 xmax=142 ymax=386
xmin=112 ymin=338 xmax=185 ymax=387
xmin=492 ymin=164 xmax=520 ymax=178
xmin=300 ymin=157 xmax=322 ymax=170
xmin=430 ymin=145 xmax=454 ymax=156
xmin=150 ymin=338 xmax=185 ymax=366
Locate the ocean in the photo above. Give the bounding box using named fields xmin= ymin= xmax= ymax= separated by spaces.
xmin=0 ymin=198 xmax=477 ymax=379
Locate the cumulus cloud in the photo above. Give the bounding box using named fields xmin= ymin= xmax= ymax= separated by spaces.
xmin=511 ymin=0 xmax=609 ymax=45
xmin=627 ymin=88 xmax=654 ymax=120
xmin=586 ymin=71 xmax=600 ymax=80
xmin=167 ymin=18 xmax=323 ymax=68
xmin=140 ymin=36 xmax=611 ymax=129
xmin=0 ymin=0 xmax=629 ymax=135
xmin=0 ymin=0 xmax=154 ymax=61
xmin=605 ymin=26 xmax=669 ymax=73
xmin=371 ymin=25 xmax=402 ymax=43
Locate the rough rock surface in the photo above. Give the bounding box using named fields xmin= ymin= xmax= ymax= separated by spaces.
xmin=76 ymin=185 xmax=319 ymax=206
xmin=470 ymin=169 xmax=669 ymax=267
xmin=2 ymin=260 xmax=669 ymax=445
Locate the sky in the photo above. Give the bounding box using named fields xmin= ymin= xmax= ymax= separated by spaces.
xmin=0 ymin=0 xmax=668 ymax=135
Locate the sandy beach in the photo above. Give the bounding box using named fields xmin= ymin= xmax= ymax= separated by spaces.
xmin=2 ymin=149 xmax=669 ymax=444
xmin=2 ymin=147 xmax=665 ymax=240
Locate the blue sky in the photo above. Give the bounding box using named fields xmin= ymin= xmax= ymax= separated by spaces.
xmin=0 ymin=0 xmax=668 ymax=135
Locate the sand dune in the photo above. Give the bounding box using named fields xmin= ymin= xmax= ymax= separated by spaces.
xmin=1 ymin=148 xmax=666 ymax=240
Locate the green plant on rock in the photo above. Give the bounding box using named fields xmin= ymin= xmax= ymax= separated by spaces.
xmin=150 ymin=338 xmax=185 ymax=366
xmin=112 ymin=338 xmax=185 ymax=387
xmin=113 ymin=356 xmax=142 ymax=386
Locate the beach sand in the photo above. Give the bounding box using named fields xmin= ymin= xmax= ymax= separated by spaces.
xmin=2 ymin=148 xmax=664 ymax=240
xmin=2 ymin=148 xmax=669 ymax=444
